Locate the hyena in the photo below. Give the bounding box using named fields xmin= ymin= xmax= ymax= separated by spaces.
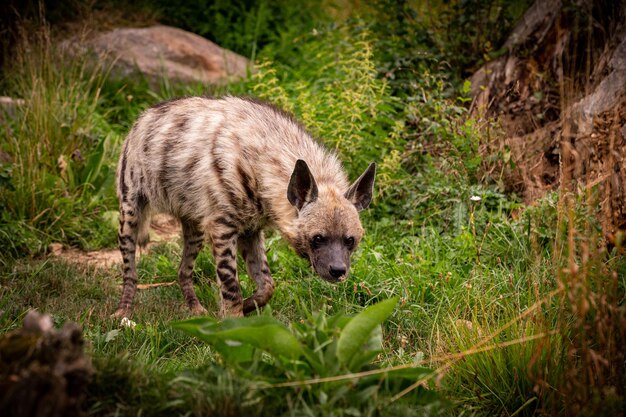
xmin=114 ymin=96 xmax=375 ymax=318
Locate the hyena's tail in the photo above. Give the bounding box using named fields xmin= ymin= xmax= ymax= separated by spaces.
xmin=137 ymin=208 xmax=151 ymax=248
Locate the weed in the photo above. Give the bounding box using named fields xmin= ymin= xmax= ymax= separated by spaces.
xmin=173 ymin=298 xmax=442 ymax=415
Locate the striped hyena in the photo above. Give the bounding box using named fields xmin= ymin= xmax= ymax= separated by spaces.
xmin=114 ymin=96 xmax=376 ymax=318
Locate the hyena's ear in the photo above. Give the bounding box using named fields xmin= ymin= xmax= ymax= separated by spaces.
xmin=345 ymin=162 xmax=376 ymax=211
xmin=288 ymin=159 xmax=319 ymax=210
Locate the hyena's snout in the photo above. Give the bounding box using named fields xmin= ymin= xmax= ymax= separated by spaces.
xmin=313 ymin=247 xmax=351 ymax=283
xmin=329 ymin=263 xmax=347 ymax=280
xmin=323 ymin=262 xmax=349 ymax=283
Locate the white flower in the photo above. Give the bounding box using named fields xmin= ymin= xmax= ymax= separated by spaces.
xmin=120 ymin=317 xmax=136 ymax=329
xmin=470 ymin=195 xmax=482 ymax=202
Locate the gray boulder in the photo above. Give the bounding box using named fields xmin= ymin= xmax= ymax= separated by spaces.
xmin=85 ymin=25 xmax=250 ymax=85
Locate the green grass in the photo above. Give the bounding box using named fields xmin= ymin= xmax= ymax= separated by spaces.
xmin=0 ymin=23 xmax=119 ymax=256
xmin=1 ymin=206 xmax=604 ymax=416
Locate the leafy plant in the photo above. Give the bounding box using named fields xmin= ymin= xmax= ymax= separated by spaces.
xmin=173 ymin=298 xmax=438 ymax=414
xmin=249 ymin=25 xmax=397 ymax=173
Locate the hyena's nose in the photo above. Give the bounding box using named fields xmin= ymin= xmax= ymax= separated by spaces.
xmin=329 ymin=265 xmax=347 ymax=279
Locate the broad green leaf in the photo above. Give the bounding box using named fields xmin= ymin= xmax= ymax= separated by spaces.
xmin=336 ymin=297 xmax=398 ymax=366
xmin=171 ymin=316 xmax=218 ymax=340
xmin=172 ymin=315 xmax=302 ymax=360
xmin=349 ymin=349 xmax=380 ymax=371
xmin=349 ymin=323 xmax=384 ymax=369
xmin=172 ymin=317 xmax=254 ymax=363
xmin=215 ymin=325 xmax=302 ymax=359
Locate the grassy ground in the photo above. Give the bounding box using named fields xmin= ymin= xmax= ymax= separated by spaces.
xmin=3 ymin=200 xmax=622 ymax=416
xmin=1 ymin=1 xmax=624 ymax=416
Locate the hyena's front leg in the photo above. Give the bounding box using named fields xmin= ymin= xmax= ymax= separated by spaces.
xmin=211 ymin=219 xmax=243 ymax=317
xmin=239 ymin=231 xmax=275 ymax=315
xmin=179 ymin=220 xmax=207 ymax=315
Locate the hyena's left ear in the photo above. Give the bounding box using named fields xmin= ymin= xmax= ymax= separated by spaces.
xmin=345 ymin=162 xmax=376 ymax=211
xmin=288 ymin=159 xmax=319 ymax=210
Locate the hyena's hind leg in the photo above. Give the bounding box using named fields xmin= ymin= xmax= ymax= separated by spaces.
xmin=239 ymin=230 xmax=275 ymax=315
xmin=113 ymin=193 xmax=149 ymax=318
xmin=178 ymin=219 xmax=207 ymax=315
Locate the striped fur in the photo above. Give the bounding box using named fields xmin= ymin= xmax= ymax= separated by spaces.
xmin=113 ymin=96 xmax=375 ymax=318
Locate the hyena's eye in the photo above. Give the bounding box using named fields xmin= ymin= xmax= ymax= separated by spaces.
xmin=311 ymin=235 xmax=326 ymax=249
xmin=343 ymin=236 xmax=355 ymax=249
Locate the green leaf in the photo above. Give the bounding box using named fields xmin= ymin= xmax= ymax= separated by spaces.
xmin=104 ymin=329 xmax=120 ymax=342
xmin=217 ymin=321 xmax=302 ymax=359
xmin=348 ymin=324 xmax=383 ymax=370
xmin=461 ymin=79 xmax=472 ymax=95
xmin=170 ymin=316 xmax=218 ymax=337
xmin=361 ymin=366 xmax=433 ymax=383
xmin=336 ymin=297 xmax=398 ymax=366
xmin=171 ymin=316 xmax=253 ymax=363
xmin=172 ymin=315 xmax=302 ymax=360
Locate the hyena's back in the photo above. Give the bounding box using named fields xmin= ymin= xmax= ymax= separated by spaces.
xmin=114 ymin=96 xmax=349 ymax=318
xmin=118 ymin=96 xmax=346 ymax=227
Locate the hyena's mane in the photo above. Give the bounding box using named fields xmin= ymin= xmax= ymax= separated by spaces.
xmin=236 ymin=96 xmax=303 ymax=127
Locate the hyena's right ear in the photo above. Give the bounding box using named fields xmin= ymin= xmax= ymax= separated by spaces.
xmin=288 ymin=159 xmax=319 ymax=210
xmin=345 ymin=162 xmax=376 ymax=211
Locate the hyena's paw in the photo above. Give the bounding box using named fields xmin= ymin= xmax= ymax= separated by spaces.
xmin=111 ymin=307 xmax=132 ymax=319
xmin=243 ymin=297 xmax=263 ymax=316
xmin=189 ymin=304 xmax=208 ymax=316
xmin=219 ymin=303 xmax=244 ymax=319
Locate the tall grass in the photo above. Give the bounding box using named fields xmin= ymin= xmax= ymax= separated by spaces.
xmin=0 ymin=23 xmax=118 ymax=257
xmin=549 ymin=182 xmax=626 ymax=415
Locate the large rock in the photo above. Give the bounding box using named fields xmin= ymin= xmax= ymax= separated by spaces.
xmin=470 ymin=0 xmax=626 ymax=238
xmin=86 ymin=25 xmax=250 ymax=85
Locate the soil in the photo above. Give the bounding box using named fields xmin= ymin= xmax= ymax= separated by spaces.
xmin=48 ymin=214 xmax=182 ymax=269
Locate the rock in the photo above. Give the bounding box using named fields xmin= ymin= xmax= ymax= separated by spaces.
xmin=568 ymin=35 xmax=626 ymax=136
xmin=0 ymin=311 xmax=93 ymax=417
xmin=470 ymin=0 xmax=626 ymax=236
xmin=80 ymin=25 xmax=250 ymax=85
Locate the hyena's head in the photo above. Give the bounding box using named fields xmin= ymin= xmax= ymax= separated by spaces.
xmin=287 ymin=159 xmax=376 ymax=283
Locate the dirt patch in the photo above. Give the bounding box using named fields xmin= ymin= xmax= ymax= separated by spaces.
xmin=148 ymin=213 xmax=181 ymax=241
xmin=48 ymin=214 xmax=182 ymax=269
